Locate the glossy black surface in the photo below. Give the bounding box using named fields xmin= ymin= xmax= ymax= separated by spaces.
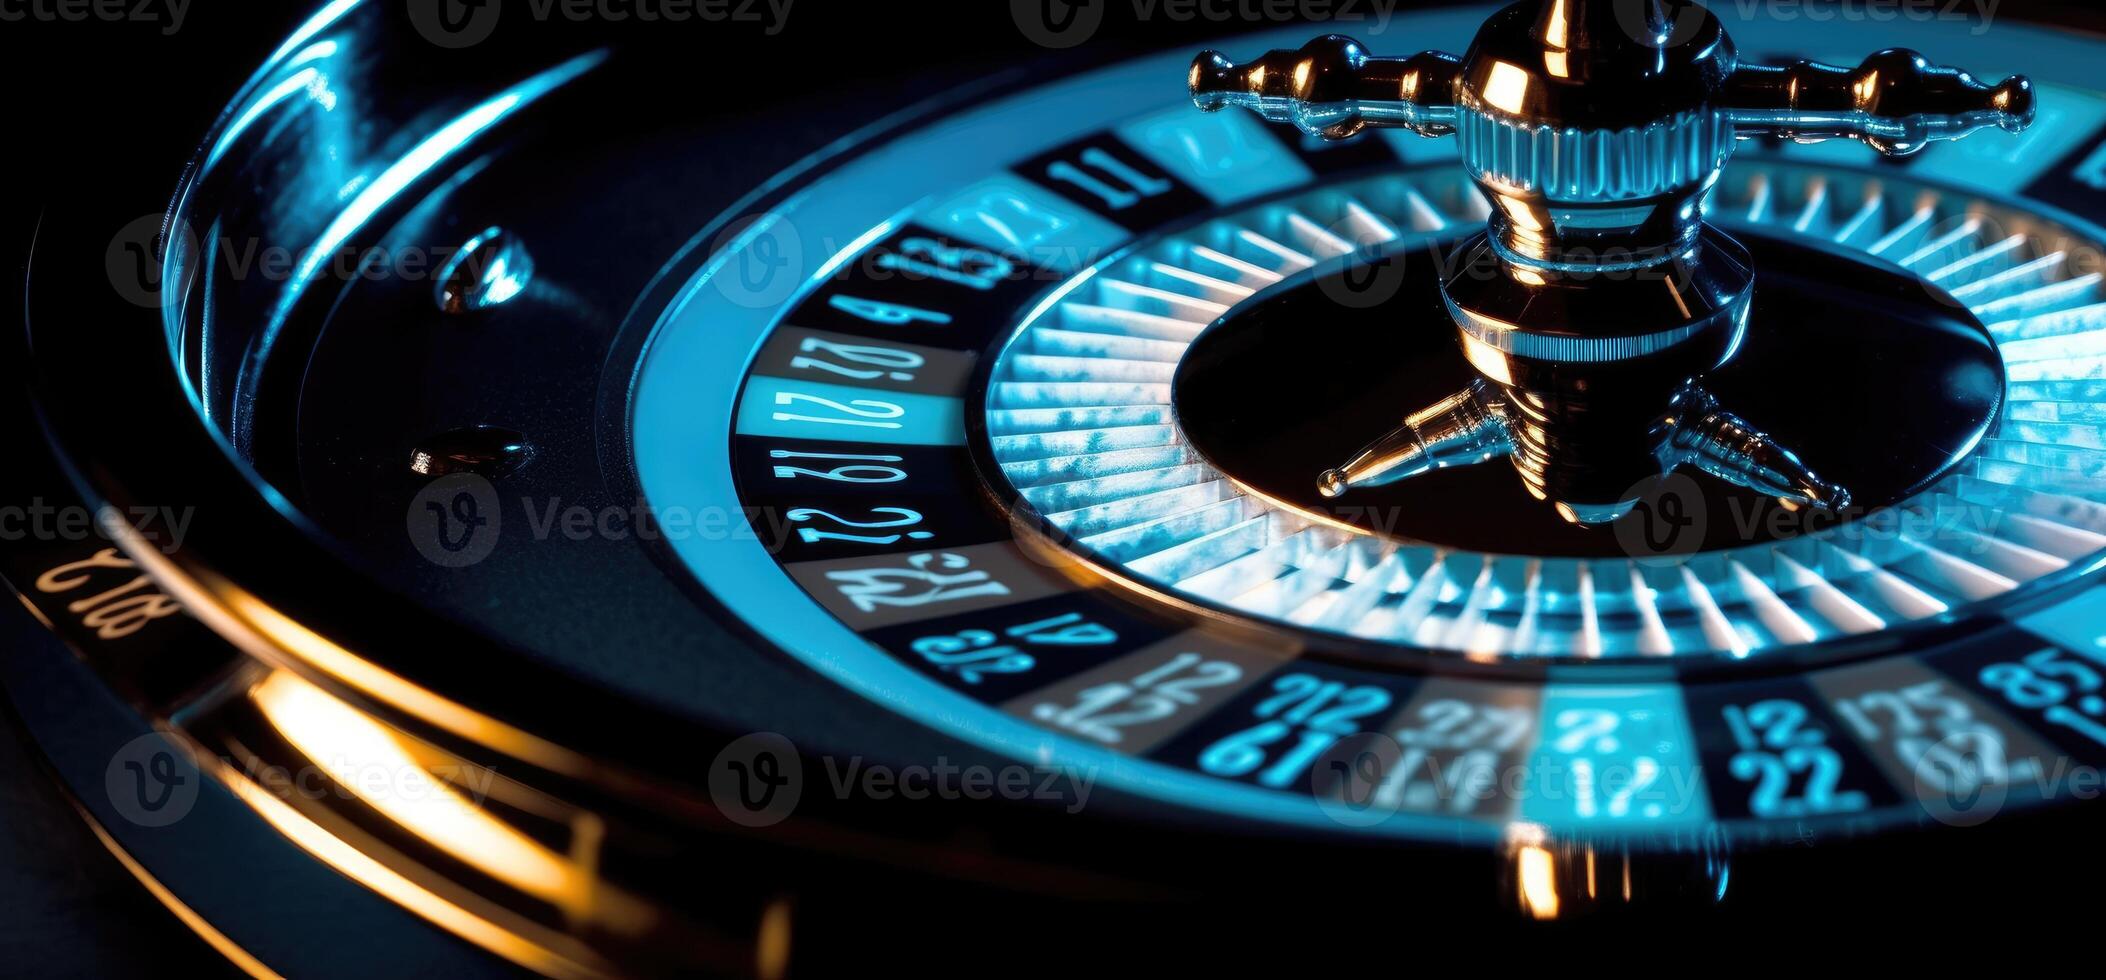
xmin=1173 ymin=231 xmax=2004 ymax=557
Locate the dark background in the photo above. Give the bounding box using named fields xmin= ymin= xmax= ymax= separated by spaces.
xmin=1 ymin=0 xmax=2101 ymax=975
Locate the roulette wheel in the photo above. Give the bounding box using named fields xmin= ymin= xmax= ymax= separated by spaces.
xmin=8 ymin=0 xmax=2106 ymax=973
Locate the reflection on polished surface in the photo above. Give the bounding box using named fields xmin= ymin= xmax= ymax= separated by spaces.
xmin=1173 ymin=228 xmax=2005 ymax=557
xmin=1189 ymin=0 xmax=2034 ymax=523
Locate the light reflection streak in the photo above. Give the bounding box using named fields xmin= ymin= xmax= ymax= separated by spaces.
xmin=247 ymin=50 xmax=609 ymax=390
xmin=250 ymin=671 xmax=575 ymax=903
xmin=218 ymin=764 xmax=606 ymax=980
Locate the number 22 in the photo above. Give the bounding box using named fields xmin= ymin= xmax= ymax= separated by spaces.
xmin=787 ymin=506 xmax=934 ymax=545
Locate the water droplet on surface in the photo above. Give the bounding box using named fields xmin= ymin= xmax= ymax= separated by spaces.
xmin=409 ymin=426 xmax=533 ymax=478
xmin=435 ymin=227 xmax=533 ymax=313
